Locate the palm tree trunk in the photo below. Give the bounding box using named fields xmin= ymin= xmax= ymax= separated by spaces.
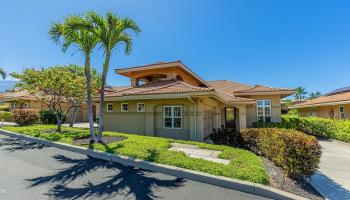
xmin=85 ymin=56 xmax=96 ymax=143
xmin=97 ymin=51 xmax=111 ymax=142
xmin=69 ymin=106 xmax=78 ymax=127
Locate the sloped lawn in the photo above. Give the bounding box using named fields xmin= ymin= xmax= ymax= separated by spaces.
xmin=1 ymin=125 xmax=268 ymax=184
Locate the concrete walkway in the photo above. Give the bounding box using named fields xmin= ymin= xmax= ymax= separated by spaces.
xmin=169 ymin=143 xmax=230 ymax=165
xmin=310 ymin=139 xmax=350 ymax=200
xmin=62 ymin=122 xmax=98 ymax=129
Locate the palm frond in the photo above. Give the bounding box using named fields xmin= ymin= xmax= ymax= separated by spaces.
xmin=0 ymin=67 xmax=6 ymax=79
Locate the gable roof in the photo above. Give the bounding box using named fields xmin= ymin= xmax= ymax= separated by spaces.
xmin=115 ymin=61 xmax=209 ymax=87
xmin=0 ymin=90 xmax=37 ymax=102
xmin=290 ymin=91 xmax=350 ymax=108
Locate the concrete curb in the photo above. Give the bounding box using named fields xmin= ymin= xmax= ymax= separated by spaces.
xmin=0 ymin=129 xmax=306 ymax=200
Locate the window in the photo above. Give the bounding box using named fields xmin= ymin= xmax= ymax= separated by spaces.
xmin=107 ymin=103 xmax=113 ymax=112
xmin=256 ymin=100 xmax=271 ymax=123
xmin=339 ymin=106 xmax=345 ymax=119
xmin=137 ymin=103 xmax=145 ymax=112
xmin=308 ymin=108 xmax=317 ymax=117
xmin=163 ymin=106 xmax=182 ymax=129
xmin=121 ymin=103 xmax=128 ymax=112
xmin=24 ymin=103 xmax=29 ymax=109
xmin=10 ymin=102 xmax=17 ymax=109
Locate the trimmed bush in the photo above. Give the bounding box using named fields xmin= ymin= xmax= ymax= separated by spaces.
xmin=253 ymin=116 xmax=350 ymax=143
xmin=241 ymin=128 xmax=322 ymax=179
xmin=209 ymin=128 xmax=245 ymax=147
xmin=0 ymin=111 xmax=12 ymax=122
xmin=39 ymin=109 xmax=66 ymax=124
xmin=12 ymin=109 xmax=40 ymax=126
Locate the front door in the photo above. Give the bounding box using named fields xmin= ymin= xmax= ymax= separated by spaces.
xmin=225 ymin=107 xmax=236 ymax=130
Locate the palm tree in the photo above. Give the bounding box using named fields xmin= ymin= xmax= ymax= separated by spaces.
xmin=49 ymin=16 xmax=98 ymax=142
xmin=78 ymin=11 xmax=140 ymax=141
xmin=309 ymin=91 xmax=321 ymax=99
xmin=0 ymin=67 xmax=7 ymax=79
xmin=295 ymin=86 xmax=308 ymax=101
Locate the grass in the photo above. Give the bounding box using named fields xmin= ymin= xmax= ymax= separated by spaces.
xmin=1 ymin=125 xmax=268 ymax=184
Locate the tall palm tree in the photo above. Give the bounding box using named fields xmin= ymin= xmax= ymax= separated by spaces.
xmin=309 ymin=91 xmax=321 ymax=100
xmin=0 ymin=67 xmax=7 ymax=79
xmin=295 ymin=86 xmax=308 ymax=101
xmin=49 ymin=16 xmax=98 ymax=142
xmin=79 ymin=11 xmax=140 ymax=141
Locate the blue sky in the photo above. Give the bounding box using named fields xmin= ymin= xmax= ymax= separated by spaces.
xmin=0 ymin=0 xmax=350 ymax=94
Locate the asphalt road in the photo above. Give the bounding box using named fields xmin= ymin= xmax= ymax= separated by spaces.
xmin=0 ymin=134 xmax=269 ymax=200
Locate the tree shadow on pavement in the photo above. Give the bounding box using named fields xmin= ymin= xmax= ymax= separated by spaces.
xmin=27 ymin=154 xmax=186 ymax=200
xmin=0 ymin=137 xmax=46 ymax=152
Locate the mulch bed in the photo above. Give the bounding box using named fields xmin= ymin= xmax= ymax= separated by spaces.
xmin=263 ymin=158 xmax=324 ymax=200
xmin=73 ymin=136 xmax=126 ymax=145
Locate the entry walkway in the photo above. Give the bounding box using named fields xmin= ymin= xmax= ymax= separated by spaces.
xmin=310 ymin=139 xmax=350 ymax=200
xmin=169 ymin=143 xmax=230 ymax=165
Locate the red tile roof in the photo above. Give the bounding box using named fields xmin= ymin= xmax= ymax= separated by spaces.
xmin=290 ymin=91 xmax=350 ymax=108
xmin=104 ymin=79 xmax=213 ymax=97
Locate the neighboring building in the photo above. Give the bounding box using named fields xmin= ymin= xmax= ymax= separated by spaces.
xmin=290 ymin=86 xmax=350 ymax=119
xmin=100 ymin=61 xmax=295 ymax=141
xmin=0 ymin=90 xmax=97 ymax=122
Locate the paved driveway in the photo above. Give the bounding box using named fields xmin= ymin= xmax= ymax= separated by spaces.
xmin=0 ymin=134 xmax=269 ymax=200
xmin=310 ymin=139 xmax=350 ymax=200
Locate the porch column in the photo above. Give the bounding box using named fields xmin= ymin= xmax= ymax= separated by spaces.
xmin=236 ymin=105 xmax=247 ymax=132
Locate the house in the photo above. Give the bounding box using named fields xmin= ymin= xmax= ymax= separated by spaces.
xmin=0 ymin=90 xmax=97 ymax=122
xmin=290 ymin=86 xmax=350 ymax=119
xmin=101 ymin=61 xmax=295 ymax=141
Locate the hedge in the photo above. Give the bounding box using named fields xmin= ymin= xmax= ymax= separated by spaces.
xmin=253 ymin=116 xmax=350 ymax=143
xmin=12 ymin=109 xmax=40 ymax=126
xmin=39 ymin=109 xmax=66 ymax=124
xmin=0 ymin=111 xmax=12 ymax=122
xmin=241 ymin=128 xmax=322 ymax=179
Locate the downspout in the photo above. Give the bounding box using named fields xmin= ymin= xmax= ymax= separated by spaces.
xmin=188 ymin=96 xmax=197 ymax=141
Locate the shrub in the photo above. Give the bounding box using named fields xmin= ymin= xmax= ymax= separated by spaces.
xmin=241 ymin=128 xmax=322 ymax=179
xmin=253 ymin=116 xmax=350 ymax=143
xmin=0 ymin=111 xmax=12 ymax=122
xmin=12 ymin=109 xmax=40 ymax=126
xmin=39 ymin=109 xmax=66 ymax=124
xmin=209 ymin=127 xmax=245 ymax=147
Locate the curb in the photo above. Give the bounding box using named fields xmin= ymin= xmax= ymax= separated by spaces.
xmin=0 ymin=129 xmax=306 ymax=200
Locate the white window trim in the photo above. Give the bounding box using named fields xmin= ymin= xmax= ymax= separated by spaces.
xmin=308 ymin=108 xmax=317 ymax=117
xmin=121 ymin=103 xmax=128 ymax=112
xmin=24 ymin=103 xmax=29 ymax=109
xmin=256 ymin=100 xmax=272 ymax=123
xmin=163 ymin=105 xmax=182 ymax=129
xmin=339 ymin=106 xmax=345 ymax=119
xmin=11 ymin=102 xmax=17 ymax=109
xmin=106 ymin=103 xmax=113 ymax=112
xmin=137 ymin=103 xmax=145 ymax=112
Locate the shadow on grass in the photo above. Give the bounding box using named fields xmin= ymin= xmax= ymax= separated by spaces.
xmin=27 ymin=154 xmax=186 ymax=200
xmin=0 ymin=137 xmax=46 ymax=152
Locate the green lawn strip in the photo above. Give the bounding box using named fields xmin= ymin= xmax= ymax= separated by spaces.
xmin=1 ymin=125 xmax=268 ymax=184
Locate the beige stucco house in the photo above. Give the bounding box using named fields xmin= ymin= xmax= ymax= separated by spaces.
xmin=100 ymin=61 xmax=295 ymax=141
xmin=290 ymin=87 xmax=350 ymax=119
xmin=0 ymin=90 xmax=97 ymax=122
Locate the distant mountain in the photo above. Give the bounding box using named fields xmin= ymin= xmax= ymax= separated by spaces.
xmin=0 ymin=80 xmax=18 ymax=92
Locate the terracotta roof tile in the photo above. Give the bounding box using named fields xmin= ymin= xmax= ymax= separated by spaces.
xmin=290 ymin=91 xmax=350 ymax=108
xmin=104 ymin=79 xmax=213 ymax=97
xmin=233 ymin=84 xmax=295 ymax=94
xmin=216 ymin=90 xmax=255 ymax=103
xmin=207 ymin=80 xmax=252 ymax=93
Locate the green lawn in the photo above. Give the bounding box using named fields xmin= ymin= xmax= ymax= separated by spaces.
xmin=1 ymin=125 xmax=268 ymax=184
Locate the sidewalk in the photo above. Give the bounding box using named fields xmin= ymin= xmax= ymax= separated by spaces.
xmin=310 ymin=139 xmax=350 ymax=199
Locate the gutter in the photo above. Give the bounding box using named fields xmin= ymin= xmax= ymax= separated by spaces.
xmin=187 ymin=96 xmax=197 ymax=141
